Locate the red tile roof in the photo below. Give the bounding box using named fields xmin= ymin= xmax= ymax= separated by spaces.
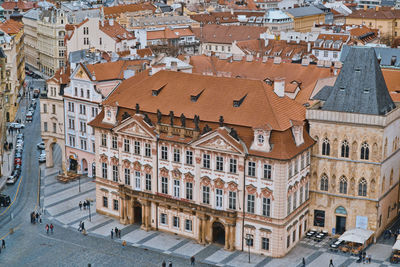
xmin=103 ymin=3 xmax=156 ymax=18
xmin=0 ymin=19 xmax=23 ymax=35
xmin=85 ymin=60 xmax=149 ymax=81
xmin=100 ymin=20 xmax=135 ymax=41
xmin=1 ymin=1 xmax=36 ymax=11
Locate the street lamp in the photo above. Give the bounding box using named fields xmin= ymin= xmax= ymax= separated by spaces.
xmin=245 ymin=233 xmax=253 ymax=263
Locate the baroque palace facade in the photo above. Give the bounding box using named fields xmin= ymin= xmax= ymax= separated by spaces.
xmin=307 ymin=47 xmax=400 ymax=238
xmin=89 ymin=70 xmax=314 ymax=257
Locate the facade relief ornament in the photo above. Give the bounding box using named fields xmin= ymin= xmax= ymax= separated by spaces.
xmin=246 ymin=184 xmax=257 ymax=195
xmin=214 ymin=178 xmax=225 ymax=189
xmin=227 ymin=181 xmax=238 ymax=191
xmin=195 ymin=157 xmax=201 ymax=164
xmin=122 ymin=159 xmax=131 ymax=168
xmin=261 ymin=187 xmax=274 ymax=200
xmin=111 ymin=156 xmax=118 ymax=165
xmin=171 ymin=168 xmax=182 ymax=179
xmin=160 ymin=167 xmax=169 ymax=177
xmin=143 ymin=164 xmax=152 ymax=174
xmin=184 ymin=172 xmax=194 ymax=183
xmin=100 ymin=154 xmax=108 ymax=163
xmin=133 ymin=161 xmax=142 ymax=171
xmin=200 ymin=176 xmax=211 ymax=186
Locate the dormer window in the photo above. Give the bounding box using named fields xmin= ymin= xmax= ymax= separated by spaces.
xmin=107 ymin=110 xmax=111 ymax=118
xmin=258 ymin=135 xmax=264 ymax=144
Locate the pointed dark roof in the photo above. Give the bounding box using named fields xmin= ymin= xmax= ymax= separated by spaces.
xmin=318 ymin=47 xmax=395 ymax=115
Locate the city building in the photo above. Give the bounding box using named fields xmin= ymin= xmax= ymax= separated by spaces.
xmin=307 ymin=47 xmax=400 ymax=238
xmin=89 ymin=70 xmax=314 ymax=257
xmin=146 ymin=26 xmax=199 ymax=55
xmin=0 ymin=19 xmax=25 ymax=122
xmin=103 ymin=3 xmax=156 ymax=29
xmin=245 ymin=10 xmax=293 ymax=33
xmin=286 ymin=6 xmax=325 ymax=33
xmin=0 ymin=47 xmax=7 ymax=177
xmin=1 ymin=0 xmax=36 ymax=20
xmin=22 ymin=8 xmax=39 ymax=71
xmin=37 ymin=8 xmax=67 ymax=77
xmin=311 ymin=33 xmax=349 ymax=62
xmin=64 ymin=60 xmax=147 ymax=177
xmin=194 ymin=25 xmax=269 ymax=55
xmin=129 ymin=15 xmax=199 ymax=30
xmin=65 ymin=18 xmax=136 ymax=58
xmin=346 ymin=7 xmax=400 ymax=42
xmin=41 ymin=66 xmax=69 ymax=170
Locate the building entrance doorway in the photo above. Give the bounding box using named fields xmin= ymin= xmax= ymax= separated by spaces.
xmin=212 ymin=221 xmax=225 ymax=246
xmin=69 ymin=156 xmax=77 ymax=173
xmin=133 ymin=201 xmax=142 ymax=224
xmin=336 ymin=216 xmax=346 ymax=234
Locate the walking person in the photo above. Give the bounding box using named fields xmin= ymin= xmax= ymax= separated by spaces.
xmin=111 ymin=229 xmax=114 ymax=239
xmin=190 ymin=256 xmax=195 ymax=266
xmin=168 ymin=261 xmax=172 ymax=267
xmin=79 ymin=201 xmax=82 ymax=210
xmin=115 ymin=227 xmax=119 ymax=238
xmin=78 ymin=221 xmax=82 ymax=232
xmin=329 ymin=259 xmax=334 ymax=267
xmin=161 ymin=261 xmax=166 ymax=267
xmin=81 ymin=221 xmax=85 ymax=231
xmin=302 ymin=257 xmax=306 ymax=266
xmin=118 ymin=229 xmax=121 ymax=238
xmin=50 ymin=224 xmax=54 ymax=234
xmin=83 ymin=201 xmax=86 ymax=210
xmin=45 ymin=224 xmax=49 ymax=234
xmin=2 ymin=239 xmax=5 ymax=249
xmin=35 ymin=212 xmax=39 ymax=223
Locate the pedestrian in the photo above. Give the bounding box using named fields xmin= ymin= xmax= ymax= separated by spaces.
xmin=115 ymin=227 xmax=119 ymax=238
xmin=368 ymin=254 xmax=371 ymax=263
xmin=168 ymin=261 xmax=172 ymax=267
xmin=35 ymin=212 xmax=39 ymax=223
xmin=2 ymin=239 xmax=5 ymax=249
xmin=329 ymin=259 xmax=334 ymax=267
xmin=83 ymin=201 xmax=87 ymax=210
xmin=50 ymin=224 xmax=54 ymax=234
xmin=111 ymin=229 xmax=114 ymax=239
xmin=161 ymin=261 xmax=166 ymax=267
xmin=79 ymin=201 xmax=82 ymax=210
xmin=190 ymin=256 xmax=195 ymax=265
xmin=302 ymin=257 xmax=306 ymax=266
xmin=118 ymin=229 xmax=121 ymax=238
xmin=81 ymin=221 xmax=85 ymax=231
xmin=78 ymin=221 xmax=82 ymax=232
xmin=45 ymin=224 xmax=49 ymax=234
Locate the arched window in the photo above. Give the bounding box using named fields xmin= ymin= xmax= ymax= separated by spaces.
xmin=339 ymin=176 xmax=347 ymax=194
xmin=358 ymin=178 xmax=367 ymax=196
xmin=322 ymin=138 xmax=330 ymax=156
xmin=320 ymin=174 xmax=328 ymax=191
xmin=341 ymin=140 xmax=349 ymax=158
xmin=360 ymin=142 xmax=369 ymax=160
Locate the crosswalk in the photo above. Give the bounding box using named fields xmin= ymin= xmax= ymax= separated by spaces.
xmin=41 ymin=167 xmax=273 ymax=267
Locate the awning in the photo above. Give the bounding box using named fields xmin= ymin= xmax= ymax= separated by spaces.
xmin=338 ymin=228 xmax=374 ymax=244
xmin=393 ymin=240 xmax=400 ymax=250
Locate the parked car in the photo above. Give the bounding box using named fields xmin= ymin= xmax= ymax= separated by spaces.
xmin=38 ymin=153 xmax=46 ymax=163
xmin=7 ymin=170 xmax=20 ymax=185
xmin=0 ymin=194 xmax=11 ymax=206
xmin=14 ymin=158 xmax=21 ymax=165
xmin=14 ymin=164 xmax=21 ymax=171
xmin=9 ymin=122 xmax=25 ymax=129
xmin=15 ymin=148 xmax=23 ymax=154
xmin=37 ymin=142 xmax=45 ymax=150
xmin=28 ymin=107 xmax=34 ymax=113
xmin=15 ymin=152 xmax=22 ymax=159
xmin=16 ymin=143 xmax=23 ymax=150
xmin=26 ymin=111 xmax=33 ymax=122
xmin=16 ymin=133 xmax=24 ymax=140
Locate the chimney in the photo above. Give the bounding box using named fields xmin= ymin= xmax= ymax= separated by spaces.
xmin=364 ymin=5 xmax=367 ymax=10
xmin=171 ymin=61 xmax=178 ymax=71
xmin=273 ymin=78 xmax=285 ymax=97
xmin=375 ymin=6 xmax=379 ymax=11
xmin=307 ymin=42 xmax=311 ymax=52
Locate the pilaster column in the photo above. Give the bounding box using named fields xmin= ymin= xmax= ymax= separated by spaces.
xmin=229 ymin=224 xmax=236 ymax=251
xmin=202 ymin=217 xmax=207 ymax=243
xmin=198 ymin=217 xmax=203 ymax=243
xmin=127 ymin=198 xmax=134 ymax=224
xmin=119 ymin=197 xmax=126 ymax=224
xmin=224 ymin=225 xmax=231 ymax=250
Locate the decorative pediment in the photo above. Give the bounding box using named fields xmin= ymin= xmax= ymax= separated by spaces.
xmin=143 ymin=164 xmax=152 ymax=174
xmin=227 ymin=181 xmax=238 ymax=191
xmin=110 ymin=156 xmax=118 ymax=165
xmin=214 ymin=178 xmax=225 ymax=189
xmin=118 ymin=121 xmax=153 ymax=139
xmin=200 ymin=176 xmax=211 ymax=186
xmin=171 ymin=168 xmax=182 ymax=179
xmin=261 ymin=187 xmax=274 ymax=200
xmin=73 ymin=65 xmax=91 ymax=81
xmin=100 ymin=154 xmax=108 ymax=163
xmin=133 ymin=161 xmax=141 ymax=171
xmin=195 ymin=134 xmax=242 ymax=154
xmin=184 ymin=172 xmax=194 ymax=182
xmin=246 ymin=184 xmax=257 ymax=195
xmin=160 ymin=167 xmax=169 ymax=176
xmin=122 ymin=159 xmax=131 ymax=168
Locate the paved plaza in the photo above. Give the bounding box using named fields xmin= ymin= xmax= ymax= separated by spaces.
xmin=41 ymin=166 xmax=399 ymax=267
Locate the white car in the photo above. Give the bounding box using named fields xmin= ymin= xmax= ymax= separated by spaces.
xmin=16 ymin=140 xmax=24 ymax=146
xmin=38 ymin=153 xmax=46 ymax=163
xmin=9 ymin=122 xmax=25 ymax=129
xmin=16 ymin=143 xmax=23 ymax=150
xmin=37 ymin=142 xmax=45 ymax=150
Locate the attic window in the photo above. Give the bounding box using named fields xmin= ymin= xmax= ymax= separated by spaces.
xmin=233 ymin=94 xmax=247 ymax=107
xmin=339 ymin=86 xmax=345 ymax=91
xmin=364 ymin=87 xmax=370 ymax=93
xmin=190 ymin=89 xmax=204 ymax=102
xmin=354 ymin=67 xmax=361 ymax=72
xmin=152 ymin=84 xmax=166 ymax=96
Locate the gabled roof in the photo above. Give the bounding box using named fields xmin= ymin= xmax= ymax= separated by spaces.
xmin=100 ymin=20 xmax=135 ymax=41
xmin=317 ymin=47 xmax=395 ymax=115
xmin=0 ymin=19 xmax=23 ymax=35
xmin=85 ymin=60 xmax=149 ymax=81
xmin=1 ymin=1 xmax=36 ymax=10
xmin=286 ymin=6 xmax=324 ymax=18
xmin=103 ymin=3 xmax=156 ymax=18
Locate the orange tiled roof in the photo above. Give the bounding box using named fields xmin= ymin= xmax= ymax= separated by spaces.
xmin=0 ymin=19 xmax=23 ymax=35
xmin=1 ymin=1 xmax=36 ymax=11
xmin=193 ymin=24 xmax=268 ymax=44
xmin=100 ymin=20 xmax=135 ymax=41
xmin=383 ymin=68 xmax=400 ymax=102
xmin=85 ymin=60 xmax=149 ymax=81
xmin=103 ymin=3 xmax=156 ymax=18
xmin=103 ymin=70 xmax=305 ymax=131
xmin=47 ymin=65 xmax=71 ymax=85
xmin=147 ymin=27 xmax=194 ymax=40
xmin=137 ymin=48 xmax=153 ymax=58
xmin=189 ymin=55 xmax=334 ymax=105
xmin=348 ymin=8 xmax=400 ymax=20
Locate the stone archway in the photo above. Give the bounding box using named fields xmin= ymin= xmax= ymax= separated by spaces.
xmin=81 ymin=158 xmax=88 ymax=175
xmin=212 ymin=221 xmax=225 ymax=246
xmin=47 ymin=142 xmax=62 ymax=168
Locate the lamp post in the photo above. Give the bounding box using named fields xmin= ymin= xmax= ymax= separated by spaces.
xmin=245 ymin=233 xmax=253 ymax=263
